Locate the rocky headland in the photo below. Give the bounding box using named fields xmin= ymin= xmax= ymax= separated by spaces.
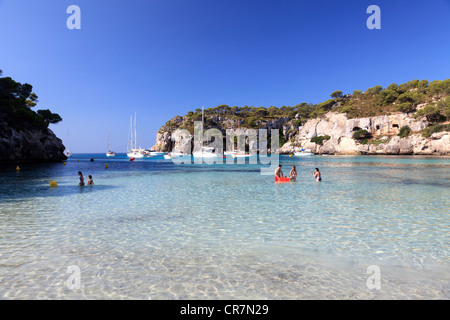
xmin=151 ymin=79 xmax=450 ymax=156
xmin=0 ymin=75 xmax=67 ymax=164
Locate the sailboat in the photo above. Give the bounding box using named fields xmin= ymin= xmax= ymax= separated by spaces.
xmin=65 ymin=127 xmax=72 ymax=157
xmin=192 ymin=107 xmax=218 ymax=159
xmin=106 ymin=129 xmax=116 ymax=157
xmin=127 ymin=113 xmax=146 ymax=158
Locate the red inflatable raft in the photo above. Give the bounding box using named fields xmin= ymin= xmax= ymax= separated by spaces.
xmin=275 ymin=176 xmax=291 ymax=183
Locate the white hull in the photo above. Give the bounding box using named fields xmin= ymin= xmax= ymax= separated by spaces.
xmin=193 ymin=152 xmax=218 ymax=158
xmin=231 ymin=153 xmax=255 ymax=158
xmin=293 ymin=152 xmax=314 ymax=156
xmin=148 ymin=152 xmax=165 ymax=156
xmin=164 ymin=152 xmax=185 ymax=159
xmin=106 ymin=152 xmax=115 ymax=157
xmin=127 ymin=151 xmax=145 ymax=158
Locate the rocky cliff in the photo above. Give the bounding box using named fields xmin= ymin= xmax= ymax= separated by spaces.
xmin=0 ymin=116 xmax=67 ymax=163
xmin=0 ymin=75 xmax=67 ymax=164
xmin=152 ymin=111 xmax=449 ymax=156
xmin=279 ymin=112 xmax=449 ymax=155
xmin=151 ymin=115 xmax=293 ymax=153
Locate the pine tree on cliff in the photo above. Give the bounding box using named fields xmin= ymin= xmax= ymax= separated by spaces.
xmin=0 ymin=72 xmax=62 ymax=131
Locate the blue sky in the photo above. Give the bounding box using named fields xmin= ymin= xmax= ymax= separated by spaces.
xmin=1 ymin=0 xmax=449 ymax=152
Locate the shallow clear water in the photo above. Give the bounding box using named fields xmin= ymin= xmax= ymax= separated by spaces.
xmin=0 ymin=154 xmax=449 ymax=299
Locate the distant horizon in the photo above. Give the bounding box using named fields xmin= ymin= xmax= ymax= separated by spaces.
xmin=2 ymin=0 xmax=450 ymax=153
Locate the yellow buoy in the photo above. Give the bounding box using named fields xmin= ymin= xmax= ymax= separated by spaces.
xmin=77 ymin=160 xmax=80 ymax=162
xmin=49 ymin=181 xmax=58 ymax=187
xmin=64 ymin=162 xmax=67 ymax=165
xmin=113 ymin=162 xmax=115 ymax=164
xmin=105 ymin=164 xmax=109 ymax=169
xmin=16 ymin=165 xmax=20 ymax=172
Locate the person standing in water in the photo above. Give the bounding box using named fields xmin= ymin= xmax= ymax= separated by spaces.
xmin=289 ymin=165 xmax=297 ymax=181
xmin=78 ymin=171 xmax=85 ymax=186
xmin=87 ymin=175 xmax=94 ymax=186
xmin=313 ymin=168 xmax=322 ymax=182
xmin=275 ymin=165 xmax=284 ymax=178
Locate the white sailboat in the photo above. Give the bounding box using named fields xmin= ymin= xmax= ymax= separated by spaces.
xmin=192 ymin=107 xmax=218 ymax=159
xmin=146 ymin=150 xmax=165 ymax=157
xmin=65 ymin=127 xmax=72 ymax=157
xmin=127 ymin=113 xmax=146 ymax=158
xmin=106 ymin=129 xmax=116 ymax=157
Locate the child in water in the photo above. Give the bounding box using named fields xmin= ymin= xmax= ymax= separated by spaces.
xmin=87 ymin=175 xmax=94 ymax=186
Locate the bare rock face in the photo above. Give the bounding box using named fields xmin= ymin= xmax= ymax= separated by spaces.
xmin=280 ymin=111 xmax=448 ymax=155
xmin=337 ymin=137 xmax=359 ymax=154
xmin=0 ymin=123 xmax=67 ymax=163
xmin=152 ymin=110 xmax=448 ymax=156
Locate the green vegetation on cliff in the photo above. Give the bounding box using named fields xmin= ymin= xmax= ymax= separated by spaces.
xmin=337 ymin=79 xmax=450 ymax=119
xmin=161 ymin=78 xmax=450 ymax=135
xmin=0 ymin=72 xmax=62 ymax=131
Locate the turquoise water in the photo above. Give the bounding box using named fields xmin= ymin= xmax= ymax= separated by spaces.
xmin=0 ymin=155 xmax=449 ymax=299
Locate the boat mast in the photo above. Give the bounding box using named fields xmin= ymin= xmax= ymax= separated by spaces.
xmin=134 ymin=112 xmax=137 ymax=150
xmin=128 ymin=115 xmax=132 ymax=153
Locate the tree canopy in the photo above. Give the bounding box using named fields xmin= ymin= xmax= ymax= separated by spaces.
xmin=0 ymin=75 xmax=62 ymax=130
xmin=165 ymin=78 xmax=450 ymax=131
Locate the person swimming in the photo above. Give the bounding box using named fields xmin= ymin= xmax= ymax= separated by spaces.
xmin=87 ymin=175 xmax=94 ymax=186
xmin=289 ymin=165 xmax=297 ymax=181
xmin=78 ymin=171 xmax=85 ymax=186
xmin=313 ymin=168 xmax=322 ymax=181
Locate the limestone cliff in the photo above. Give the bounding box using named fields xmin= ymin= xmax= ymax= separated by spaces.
xmin=153 ymin=111 xmax=449 ymax=156
xmin=279 ymin=112 xmax=449 ymax=155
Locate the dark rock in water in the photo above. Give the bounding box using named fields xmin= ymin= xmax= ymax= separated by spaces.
xmin=0 ymin=119 xmax=67 ymax=163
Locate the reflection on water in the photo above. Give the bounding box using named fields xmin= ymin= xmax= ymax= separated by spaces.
xmin=0 ymin=155 xmax=449 ymax=299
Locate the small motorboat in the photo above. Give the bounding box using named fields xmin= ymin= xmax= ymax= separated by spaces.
xmin=294 ymin=149 xmax=314 ymax=156
xmin=193 ymin=147 xmax=218 ymax=158
xmin=231 ymin=152 xmax=256 ymax=159
xmin=164 ymin=151 xmax=185 ymax=160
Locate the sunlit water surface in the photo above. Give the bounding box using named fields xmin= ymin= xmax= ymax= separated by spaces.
xmin=0 ymin=155 xmax=449 ymax=299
